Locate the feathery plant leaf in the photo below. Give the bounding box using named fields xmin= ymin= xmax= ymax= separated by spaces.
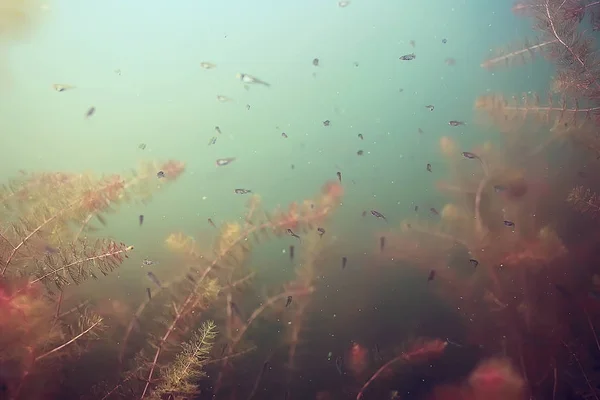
xmin=153 ymin=320 xmax=217 ymax=398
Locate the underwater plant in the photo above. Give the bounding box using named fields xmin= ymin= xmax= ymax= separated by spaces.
xmin=0 ymin=160 xmax=184 ymax=399
xmin=103 ymin=180 xmax=343 ymax=399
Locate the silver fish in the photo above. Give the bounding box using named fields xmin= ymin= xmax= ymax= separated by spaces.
xmin=216 ymin=157 xmax=236 ymax=166
xmin=142 ymin=258 xmax=158 ymax=267
xmin=200 ymin=62 xmax=217 ymax=69
xmin=52 ymin=83 xmax=75 ymax=92
xmin=217 ymin=95 xmax=233 ymax=102
xmin=234 ymin=188 xmax=252 ymax=194
xmin=236 ymin=73 xmax=270 ymax=87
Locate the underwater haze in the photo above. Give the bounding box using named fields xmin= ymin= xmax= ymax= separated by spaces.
xmin=4 ymin=0 xmax=600 ymax=399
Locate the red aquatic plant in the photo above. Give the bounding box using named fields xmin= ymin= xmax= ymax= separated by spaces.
xmin=356 ymin=338 xmax=448 ymax=399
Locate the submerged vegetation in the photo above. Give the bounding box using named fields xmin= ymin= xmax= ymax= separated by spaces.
xmin=5 ymin=0 xmax=600 ymax=399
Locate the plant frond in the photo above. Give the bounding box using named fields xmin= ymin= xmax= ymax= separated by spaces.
xmin=152 ymin=320 xmax=217 ymax=398
xmin=481 ymin=37 xmax=555 ymax=70
xmin=31 ymin=239 xmax=133 ymax=291
xmin=567 ymin=186 xmax=600 ymax=217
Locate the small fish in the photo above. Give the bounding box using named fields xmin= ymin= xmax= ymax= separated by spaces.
xmin=358 ymin=133 xmax=364 ymax=140
xmin=97 ymin=214 xmax=107 ymax=226
xmin=370 ymin=210 xmax=387 ymax=221
xmin=230 ymin=301 xmax=243 ymax=319
xmin=362 ymin=210 xmax=367 ymax=217
xmin=313 ymin=58 xmax=320 ymax=66
xmin=425 ymin=105 xmax=435 ymax=111
xmin=462 ymin=151 xmax=479 ymax=159
xmin=216 ymin=157 xmax=236 ymax=166
xmin=317 ymin=227 xmax=325 ymax=238
xmin=418 ymin=128 xmax=424 ymax=134
xmin=493 ymin=185 xmax=507 ymax=193
xmin=353 ymin=61 xmax=359 ymax=67
xmin=208 ymin=136 xmax=217 ymax=146
xmin=200 ymin=61 xmax=217 ymax=69
xmin=138 ymin=143 xmax=147 ymax=150
xmin=342 ymin=256 xmax=348 ymax=269
xmin=139 ymin=215 xmax=144 ymax=226
xmin=208 ymin=218 xmax=216 ymax=228
xmin=504 ymin=220 xmax=515 ymax=227
xmin=146 ymin=288 xmax=152 ymax=300
xmin=399 ymin=88 xmax=404 ymax=93
xmin=281 ymin=132 xmax=288 ymax=138
xmin=448 ymin=120 xmax=465 ymax=126
xmin=337 ymin=171 xmax=342 ymax=182
xmin=234 ymin=188 xmax=252 ymax=194
xmin=469 ymin=259 xmax=479 ymax=268
xmin=357 ymin=150 xmax=364 ymax=156
xmin=142 ymin=259 xmax=158 ymax=267
xmin=426 ymin=163 xmax=432 ymax=172
xmin=445 ymin=57 xmax=456 ymax=66
xmin=114 ymin=69 xmax=121 ymax=75
xmin=409 ymin=40 xmax=416 ymax=48
xmin=286 ymin=296 xmax=293 ymax=307
xmin=85 ymin=107 xmax=96 ymax=118
xmin=338 ymin=1 xmax=350 ymax=7
xmin=157 ymin=171 xmax=165 ymax=178
xmin=323 ymin=120 xmax=331 ymax=126
xmin=428 ymin=269 xmax=436 ymax=282
xmin=215 ymin=126 xmax=222 ymax=135
xmin=446 ymin=338 xmax=462 ymax=347
xmin=236 ymin=73 xmax=271 ymax=87
xmin=335 ymin=356 xmax=344 ymax=375
xmin=374 ymin=344 xmax=383 ymax=361
xmin=246 ymin=104 xmax=251 ymax=110
xmin=221 ymin=343 xmax=228 ymax=356
xmin=217 ymin=95 xmax=232 ymax=102
xmin=430 ymin=207 xmax=439 ymax=215
xmin=442 ymin=38 xmax=447 ymax=44
xmin=287 ymin=229 xmax=301 ymax=241
xmin=186 ymin=274 xmax=196 ymax=282
xmin=414 ymin=205 xmax=419 ymax=212
xmin=289 ymin=245 xmax=295 ymax=260
xmin=52 ymin=83 xmax=75 ymax=92
xmin=44 ymin=245 xmax=59 ymax=255
xmin=399 ymin=53 xmax=416 ymax=61
xmin=147 ymin=271 xmax=161 ymax=288
xmin=380 ymin=236 xmax=386 ymax=251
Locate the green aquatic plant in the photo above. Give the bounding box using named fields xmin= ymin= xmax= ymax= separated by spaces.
xmin=151 ymin=320 xmax=218 ymax=399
